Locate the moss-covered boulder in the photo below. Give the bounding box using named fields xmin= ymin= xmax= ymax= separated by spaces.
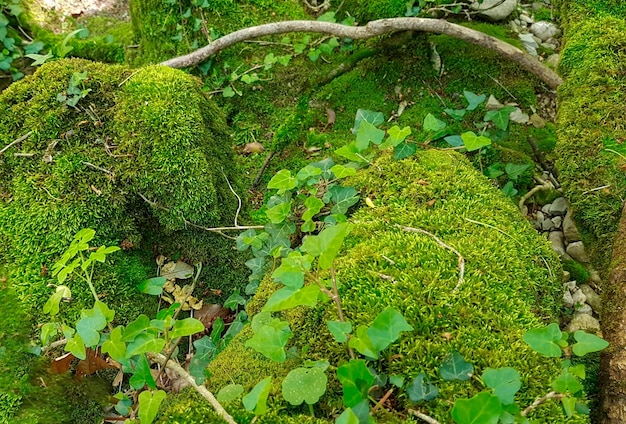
xmin=160 ymin=150 xmax=586 ymax=423
xmin=0 ymin=58 xmax=246 ymax=423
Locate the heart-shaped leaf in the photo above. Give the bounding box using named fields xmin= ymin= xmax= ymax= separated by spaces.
xmin=572 ymin=331 xmax=609 ymax=356
xmin=482 ymin=367 xmax=520 ymax=405
xmin=367 ymin=307 xmax=413 ymax=352
xmin=461 ymin=131 xmax=491 ymax=152
xmin=138 ymin=389 xmax=166 ymax=424
xmin=282 ymin=366 xmax=328 ymax=405
xmin=337 ymin=359 xmax=374 ymax=407
xmin=523 ymin=323 xmax=563 ymax=357
xmin=327 ymin=320 xmax=352 ymax=343
xmin=463 ymin=90 xmax=486 ymax=111
xmin=407 ymin=373 xmax=439 ymax=402
xmin=452 ymin=391 xmax=502 ymax=424
xmin=243 ymin=377 xmax=272 ymax=415
xmin=439 ymin=351 xmax=473 ymax=381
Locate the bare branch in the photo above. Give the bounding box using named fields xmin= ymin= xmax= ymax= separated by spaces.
xmin=408 ymin=408 xmax=441 ymax=424
xmin=160 ymin=18 xmax=562 ymax=88
xmin=0 ymin=131 xmax=32 ymax=156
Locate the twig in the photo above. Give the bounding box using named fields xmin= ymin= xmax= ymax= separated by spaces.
xmin=221 ymin=168 xmax=242 ymax=227
xmin=408 ymin=408 xmax=441 ymax=424
xmin=605 ymin=148 xmax=626 ymax=162
xmin=463 ymin=217 xmax=518 ymax=243
xmin=147 ymin=352 xmax=237 ymax=424
xmin=118 ymin=71 xmax=139 ymax=87
xmin=521 ymin=391 xmax=565 ymax=417
xmin=82 ymin=161 xmax=114 ymax=176
xmin=160 ymin=18 xmax=562 ymax=89
xmin=518 ymin=179 xmax=554 ymax=212
xmin=252 ymin=151 xmax=276 ymax=189
xmin=526 ymin=136 xmax=551 ymax=174
xmin=41 ymin=338 xmax=68 ymax=353
xmin=368 ymin=270 xmax=396 ymax=284
xmin=397 ymin=225 xmax=464 ymax=291
xmin=487 ymin=74 xmax=517 ymax=100
xmin=582 ymin=184 xmax=611 ymax=195
xmin=0 ymin=131 xmax=32 ymax=156
xmin=371 ymin=388 xmax=393 ymax=413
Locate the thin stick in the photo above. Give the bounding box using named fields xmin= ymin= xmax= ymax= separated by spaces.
xmin=521 ymin=391 xmax=565 ymax=417
xmin=371 ymin=388 xmax=393 ymax=413
xmin=252 ymin=151 xmax=276 ymax=189
xmin=82 ymin=161 xmax=114 ymax=176
xmin=0 ymin=131 xmax=32 ymax=156
xmin=463 ymin=217 xmax=517 ymax=243
xmin=41 ymin=338 xmax=68 ymax=353
xmin=147 ymin=352 xmax=238 ymax=424
xmin=408 ymin=409 xmax=441 ymax=424
xmin=518 ymin=179 xmax=553 ymax=212
xmin=118 ymin=71 xmax=139 ymax=87
xmin=221 ymin=168 xmax=242 ymax=227
xmin=582 ymin=184 xmax=611 ymax=195
xmin=397 ymin=225 xmax=464 ymax=291
xmin=487 ymin=74 xmax=517 ymax=100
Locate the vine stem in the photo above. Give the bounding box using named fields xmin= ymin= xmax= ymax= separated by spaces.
xmin=407 ymin=409 xmax=441 ymax=424
xmin=520 ymin=391 xmax=565 ymax=417
xmin=330 ymin=266 xmax=355 ymax=359
xmin=147 ymin=352 xmax=238 ymax=424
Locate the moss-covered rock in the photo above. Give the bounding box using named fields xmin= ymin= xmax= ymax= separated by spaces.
xmin=160 ymin=150 xmax=587 ymax=423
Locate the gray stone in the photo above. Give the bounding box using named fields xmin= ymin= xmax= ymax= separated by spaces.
xmin=471 ymin=0 xmax=518 ymax=20
xmin=563 ymin=290 xmax=574 ymax=308
xmin=485 ymin=95 xmax=504 ymax=110
xmin=541 ymin=218 xmax=555 ymax=231
xmin=531 ymin=219 xmax=542 ymax=230
xmin=551 ymin=216 xmax=562 ymax=229
xmin=562 ymin=271 xmax=571 ymax=283
xmin=532 ymin=2 xmax=545 ymax=10
xmin=530 ymin=113 xmax=545 ymax=128
xmin=567 ymin=241 xmax=590 ymax=263
xmin=564 ymin=280 xmax=576 ymax=291
xmin=541 ymin=204 xmax=552 ymax=214
xmin=519 ymin=33 xmax=539 ymax=55
xmin=590 ymin=270 xmax=602 ymax=284
xmin=575 ymin=303 xmax=593 ymax=315
xmin=563 ymin=210 xmax=581 ymax=242
xmin=530 ymin=21 xmax=561 ymax=42
xmin=541 ymin=42 xmax=558 ymax=51
xmin=546 ymin=53 xmax=560 ymax=69
xmin=579 ymin=284 xmax=601 ymax=313
xmin=520 ymin=13 xmax=534 ymax=24
xmin=509 ymin=107 xmax=530 ymax=124
xmin=571 ymin=289 xmax=587 ymax=306
xmin=548 ymin=231 xmax=566 ymax=256
xmin=549 ymin=197 xmax=568 ymax=215
xmin=510 ymin=21 xmax=523 ymax=33
xmin=536 ymin=210 xmax=545 ymax=221
xmin=568 ymin=314 xmax=601 ymax=333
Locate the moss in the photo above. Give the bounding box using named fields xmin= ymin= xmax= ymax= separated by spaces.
xmin=562 ymin=260 xmax=591 ymax=284
xmin=160 ymin=150 xmax=589 ymax=422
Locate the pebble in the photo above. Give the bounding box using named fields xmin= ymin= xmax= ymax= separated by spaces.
xmin=568 ymin=314 xmax=601 ymax=333
xmin=564 ymin=281 xmax=577 ymax=291
xmin=519 ymin=33 xmax=539 ymax=56
xmin=563 ymin=210 xmax=581 ymax=242
xmin=563 ymin=290 xmax=574 ymax=308
xmin=549 ymin=197 xmax=568 ymax=215
xmin=551 ymin=216 xmax=562 ymax=229
xmin=566 ymin=241 xmax=590 ymax=263
xmin=562 ymin=271 xmax=571 ymax=282
xmin=546 ymin=54 xmax=560 ymax=69
xmin=530 ymin=21 xmax=561 ymax=42
xmin=485 ymin=95 xmax=504 ymax=110
xmin=549 ymin=231 xmax=566 ymax=256
xmin=520 ymin=14 xmax=534 ymax=24
xmin=579 ymin=284 xmax=601 ymax=313
xmin=542 ymin=218 xmax=555 ymax=231
xmin=575 ymin=303 xmax=593 ymax=316
xmin=571 ymin=289 xmax=587 ymax=305
xmin=541 ymin=204 xmax=552 ymax=214
xmin=590 ymin=270 xmax=602 ymax=284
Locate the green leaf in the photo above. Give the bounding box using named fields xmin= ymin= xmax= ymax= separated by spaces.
xmin=349 ymin=325 xmax=379 ymax=358
xmin=130 ymin=354 xmax=156 ymax=389
xmin=43 ymin=285 xmax=71 ymax=316
xmin=380 ymin=125 xmax=411 ymax=149
xmin=169 ymin=318 xmax=204 ymax=339
xmin=66 ymin=334 xmax=86 ymax=360
xmin=330 ymin=164 xmax=357 ymax=179
xmin=224 ymin=289 xmax=246 ymax=310
xmin=503 ymin=163 xmax=530 ymax=182
xmin=394 ymin=140 xmax=417 ymax=159
xmin=137 ymin=277 xmax=167 ymax=295
xmin=189 ymin=336 xmax=216 ymax=384
xmin=485 ymin=164 xmax=504 ymax=179
xmin=461 ymin=131 xmax=491 ymax=152
xmin=523 ymin=323 xmax=563 ymax=357
xmin=266 ymin=201 xmax=292 ymax=224
xmin=282 ymin=367 xmax=328 ymax=405
xmin=355 ymin=121 xmax=385 ymax=150
xmin=352 ymin=109 xmax=384 ymax=134
xmin=114 ymin=392 xmax=132 ymax=416
xmin=271 ymin=253 xmax=312 ymax=289
xmin=245 ymin=314 xmax=292 ymax=362
xmin=572 ymin=331 xmax=609 ymax=356
xmin=263 ymin=285 xmax=320 ymax=312
xmin=482 ymin=368 xmax=520 ymax=405
xmin=484 ymin=106 xmax=516 ymax=130
xmin=335 ymin=408 xmax=360 ymax=424
xmin=423 ymin=113 xmax=446 ymax=132
xmin=102 ymin=326 xmax=127 ymax=362
xmin=439 ymin=351 xmax=474 ymax=381
xmin=76 ymin=303 xmax=110 ymax=347
xmin=297 ymin=165 xmax=322 ymax=181
xmin=552 ymin=367 xmax=583 ymax=394
xmin=444 ymin=108 xmax=466 ymax=120
xmin=335 ymin=142 xmax=370 ymax=162
xmin=40 ymin=322 xmax=58 ymax=345
xmin=367 ymin=307 xmax=414 ymax=352
xmin=390 ymin=375 xmax=405 ymax=388
xmin=123 ymin=314 xmax=151 ymax=342
xmin=243 ymin=377 xmax=272 ymax=415
xmin=138 ymin=390 xmax=166 ymax=424
xmin=25 ymin=53 xmax=53 ymax=66
xmin=329 ymin=186 xmax=359 ymax=215
xmin=327 ymin=320 xmax=352 ymax=343
xmin=268 ymin=169 xmax=298 ymax=193
xmin=407 ymin=373 xmax=439 ymax=402
xmin=452 ymin=391 xmax=502 ymax=424
xmin=222 ymin=86 xmax=235 ymax=97
xmin=337 ymin=359 xmax=375 ymax=407
xmin=126 ymin=333 xmax=167 ymax=358
xmin=301 ymin=222 xmax=352 ymax=269
xmin=501 ymin=181 xmax=517 ymax=197
xmin=445 ymin=135 xmax=464 ymax=148
xmin=463 ymin=90 xmax=486 ymax=111
xmin=302 ymin=196 xmax=324 ymax=222
xmin=217 ymin=384 xmax=244 ymax=404
xmin=562 ymin=396 xmax=577 ymax=418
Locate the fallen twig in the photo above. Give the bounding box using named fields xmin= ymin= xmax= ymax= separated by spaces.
xmin=521 ymin=391 xmax=565 ymax=417
xmin=408 ymin=408 xmax=441 ymax=424
xmin=0 ymin=131 xmax=32 ymax=156
xmin=221 ymin=168 xmax=242 ymax=227
xmin=82 ymin=161 xmax=114 ymax=176
xmin=397 ymin=225 xmax=464 ymax=291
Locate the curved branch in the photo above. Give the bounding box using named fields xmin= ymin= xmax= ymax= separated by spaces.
xmin=160 ymin=18 xmax=562 ymax=89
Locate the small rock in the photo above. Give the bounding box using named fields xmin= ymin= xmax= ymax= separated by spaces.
xmin=520 ymin=13 xmax=535 ymax=24
xmin=563 ymin=290 xmax=574 ymax=308
xmin=590 ymin=270 xmax=602 ymax=284
xmin=513 ymin=18 xmax=521 ymax=26
xmin=571 ymin=289 xmax=587 ymax=305
xmin=546 ymin=53 xmax=560 ymax=69
xmin=531 ymin=219 xmax=542 ymax=230
xmin=541 ymin=204 xmax=552 ymax=214
xmin=485 ymin=95 xmax=504 ymax=110
xmin=530 ymin=113 xmax=545 ymax=128
xmin=470 ymin=0 xmax=518 ymax=20
xmin=567 ymin=241 xmax=590 ymax=263
xmin=530 ymin=21 xmax=561 ymax=42
xmin=519 ymin=33 xmax=539 ymax=55
xmin=568 ymin=314 xmax=601 ymax=333
xmin=549 ymin=197 xmax=568 ymax=215
xmin=551 ymin=216 xmax=562 ymax=228
xmin=563 ymin=210 xmax=581 ymax=242
xmin=540 ymin=42 xmax=558 ymax=51
xmin=541 ymin=218 xmax=555 ymax=231
xmin=562 ymin=271 xmax=571 ymax=282
xmin=579 ymin=284 xmax=601 ymax=313
xmin=509 ymin=107 xmax=530 ymax=124
xmin=549 ymin=231 xmax=566 ymax=256
xmin=575 ymin=303 xmax=593 ymax=316
xmin=564 ymin=280 xmax=577 ymax=291
xmin=510 ymin=21 xmax=523 ymax=33
xmin=532 ymin=2 xmax=545 ymax=10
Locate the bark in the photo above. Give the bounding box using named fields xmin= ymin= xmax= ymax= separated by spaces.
xmin=160 ymin=18 xmax=562 ymax=89
xmin=600 ymin=202 xmax=626 ymax=423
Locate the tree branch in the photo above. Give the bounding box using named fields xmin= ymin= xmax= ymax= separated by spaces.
xmin=160 ymin=18 xmax=562 ymax=89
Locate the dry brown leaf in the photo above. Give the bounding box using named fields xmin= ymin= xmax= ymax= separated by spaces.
xmin=76 ymin=348 xmax=115 ymax=380
xmin=426 ymin=199 xmax=436 ymax=207
xmin=195 ymin=304 xmax=231 ymax=329
xmin=51 ymin=352 xmax=75 ymax=374
xmin=325 ymin=108 xmax=336 ymax=126
xmin=242 ymin=142 xmax=264 ymax=154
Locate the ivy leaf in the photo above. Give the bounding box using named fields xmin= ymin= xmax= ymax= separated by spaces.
xmin=102 ymin=326 xmax=127 ymax=362
xmin=463 ymin=90 xmax=486 ymax=111
xmin=367 ymin=307 xmax=414 ymax=352
xmin=138 ymin=389 xmax=166 ymax=424
xmin=271 ymin=252 xmax=312 ymax=289
xmin=562 ymin=396 xmax=577 ymax=418
xmin=126 ymin=333 xmax=166 ymax=358
xmin=484 ymin=106 xmax=516 ymax=130
xmin=523 ymin=323 xmax=563 ymax=357
xmin=301 ymin=222 xmax=352 ymax=269
xmin=245 ymin=313 xmax=292 ymax=362
xmin=122 ymin=314 xmax=151 ymax=342
xmin=355 ymin=121 xmax=385 ymax=150
xmin=329 ymin=186 xmax=359 ymax=215
xmin=327 ymin=320 xmax=352 ymax=343
xmin=114 ymin=392 xmax=132 ymax=416
xmin=243 ymin=377 xmax=272 ymax=415
xmin=572 ymin=331 xmax=609 ymax=356
xmin=297 ymin=165 xmax=322 ymax=181
xmin=169 ymin=318 xmax=205 ymax=339
xmin=390 ymin=375 xmax=405 ymax=388
xmin=262 ymin=285 xmax=321 ymax=312
xmin=266 ymin=201 xmax=292 ymax=224
xmin=349 ymin=325 xmax=379 ymax=359
xmin=66 ymin=334 xmax=86 ymax=360
xmin=137 ymin=277 xmax=167 ymax=295
xmin=452 ymin=391 xmax=502 ymax=424
xmin=223 ymin=289 xmax=246 ymax=310
xmin=423 ymin=113 xmax=446 ymax=132
xmin=330 ymin=164 xmax=357 ymax=179
xmin=282 ymin=367 xmax=328 ymax=405
xmin=439 ymin=351 xmax=474 ymax=381
xmin=407 ymin=373 xmax=439 ymax=402
xmin=217 ymin=384 xmax=244 ymax=404
xmin=380 ymin=125 xmax=411 ymax=149
xmin=503 ymin=163 xmax=530 ymax=182
xmin=76 ymin=302 xmax=110 ymax=347
xmin=444 ymin=135 xmax=464 ymax=148
xmin=40 ymin=322 xmax=58 ymax=345
xmin=189 ymin=336 xmax=216 ymax=384
xmin=394 ymin=140 xmax=417 ymax=160
xmin=302 ymin=196 xmax=324 ymax=222
xmin=337 ymin=359 xmax=375 ymax=407
xmin=130 ymin=354 xmax=156 ymax=389
xmin=444 ymin=108 xmax=466 ymax=120
xmin=25 ymin=53 xmax=53 ymax=66
xmin=268 ymin=170 xmax=298 ymax=193
xmin=335 ymin=142 xmax=370 ymax=162
xmin=482 ymin=368 xmax=521 ymax=405
xmin=552 ymin=367 xmax=583 ymax=394
xmin=461 ymin=131 xmax=491 ymax=152
xmin=352 ymin=109 xmax=384 ymax=134
xmin=335 ymin=408 xmax=360 ymax=424
xmin=43 ymin=285 xmax=71 ymax=316
xmin=501 ymin=181 xmax=517 ymax=197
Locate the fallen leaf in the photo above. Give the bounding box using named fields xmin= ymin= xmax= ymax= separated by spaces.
xmin=90 ymin=185 xmax=102 ymax=195
xmin=417 ymin=179 xmax=429 ymax=186
xmin=325 ymin=108 xmax=336 ymax=126
xmin=426 ymin=199 xmax=436 ymax=207
xmin=397 ymin=100 xmax=408 ymax=117
xmin=161 ymin=261 xmax=194 ymax=280
xmin=195 ymin=304 xmax=231 ymax=329
xmin=242 ymin=142 xmax=264 ymax=154
xmin=51 ymin=352 xmax=76 ymax=374
xmin=76 ymin=348 xmax=115 ymax=379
